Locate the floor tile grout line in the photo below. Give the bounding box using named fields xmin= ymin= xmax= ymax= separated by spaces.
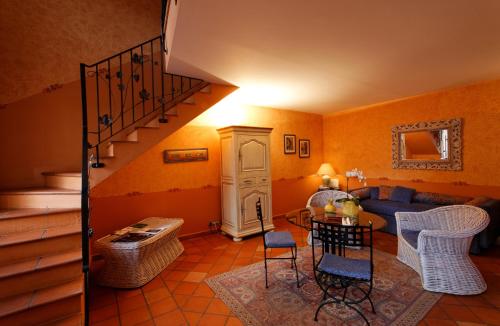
xmin=140 ymin=286 xmax=157 ymax=326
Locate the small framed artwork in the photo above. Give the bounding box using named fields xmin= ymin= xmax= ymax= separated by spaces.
xmin=163 ymin=148 xmax=208 ymax=163
xmin=284 ymin=134 xmax=296 ymax=154
xmin=299 ymin=139 xmax=310 ymax=158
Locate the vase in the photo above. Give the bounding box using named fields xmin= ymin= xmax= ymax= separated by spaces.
xmin=324 ymin=199 xmax=336 ymax=217
xmin=342 ymin=200 xmax=359 ymax=224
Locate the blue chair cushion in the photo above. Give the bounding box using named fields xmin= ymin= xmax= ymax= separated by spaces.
xmin=318 ymin=253 xmax=371 ymax=280
xmin=401 ymin=229 xmax=421 ymax=249
xmin=265 ymin=232 xmax=296 ymax=248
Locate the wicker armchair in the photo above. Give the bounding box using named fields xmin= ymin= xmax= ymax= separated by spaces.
xmin=305 ymin=191 xmax=353 ymax=245
xmin=395 ymin=205 xmax=489 ymax=295
xmin=306 ymin=190 xmax=352 ymax=211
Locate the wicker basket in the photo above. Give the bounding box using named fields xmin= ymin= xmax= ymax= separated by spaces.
xmin=95 ymin=217 xmax=184 ymax=288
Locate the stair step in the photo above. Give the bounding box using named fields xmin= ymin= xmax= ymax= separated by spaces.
xmin=0 ymin=208 xmax=80 ymax=235
xmin=182 ymin=96 xmax=195 ymax=104
xmin=42 ymin=313 xmax=82 ymax=326
xmin=200 ymin=85 xmax=211 ymax=93
xmin=126 ymin=126 xmax=160 ymax=142
xmin=0 ymin=249 xmax=82 ymax=299
xmin=0 ymin=187 xmax=80 ymax=209
xmin=105 ymin=140 xmax=138 ymax=156
xmin=43 ymin=172 xmax=81 ymax=191
xmin=0 ymin=278 xmax=82 ymax=324
xmin=0 ymin=224 xmax=81 ymax=265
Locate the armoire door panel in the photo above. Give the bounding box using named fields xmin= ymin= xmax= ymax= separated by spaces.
xmin=238 ymin=136 xmax=268 ymax=174
xmin=240 ymin=187 xmax=269 ymax=229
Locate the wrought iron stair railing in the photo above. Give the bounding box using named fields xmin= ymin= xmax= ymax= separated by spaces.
xmin=80 ymin=35 xmax=207 ymax=168
xmin=80 ymin=4 xmax=206 ymax=322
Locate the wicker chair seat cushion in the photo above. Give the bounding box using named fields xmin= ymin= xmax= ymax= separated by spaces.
xmin=318 ymin=253 xmax=371 ymax=280
xmin=265 ymin=232 xmax=296 ymax=248
xmin=401 ymin=229 xmax=421 ymax=249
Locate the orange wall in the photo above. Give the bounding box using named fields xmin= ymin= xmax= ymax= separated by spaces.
xmin=324 ymin=79 xmax=500 ymax=198
xmin=90 ymin=104 xmax=324 ymax=239
xmin=0 ymin=82 xmax=82 ymax=189
xmin=0 ymin=0 xmax=161 ymax=105
xmin=0 ymin=0 xmax=163 ymax=189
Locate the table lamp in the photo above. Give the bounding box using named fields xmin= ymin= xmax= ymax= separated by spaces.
xmin=317 ymin=163 xmax=335 ymax=187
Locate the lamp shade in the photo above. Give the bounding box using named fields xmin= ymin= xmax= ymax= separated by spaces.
xmin=317 ymin=163 xmax=335 ymax=176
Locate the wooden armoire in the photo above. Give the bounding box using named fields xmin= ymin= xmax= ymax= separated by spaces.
xmin=217 ymin=126 xmax=274 ymax=241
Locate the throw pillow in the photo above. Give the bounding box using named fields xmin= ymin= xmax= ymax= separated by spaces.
xmin=413 ymin=192 xmax=472 ymax=205
xmin=390 ymin=186 xmax=416 ymax=204
xmin=378 ymin=186 xmax=394 ymax=200
xmin=369 ymin=187 xmax=379 ymax=200
xmin=350 ymin=187 xmax=370 ymax=200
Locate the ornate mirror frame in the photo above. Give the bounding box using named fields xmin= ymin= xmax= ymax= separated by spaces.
xmin=391 ymin=118 xmax=462 ymax=170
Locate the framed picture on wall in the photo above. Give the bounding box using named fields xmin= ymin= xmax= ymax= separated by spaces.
xmin=299 ymin=139 xmax=310 ymax=158
xmin=284 ymin=134 xmax=296 ymax=154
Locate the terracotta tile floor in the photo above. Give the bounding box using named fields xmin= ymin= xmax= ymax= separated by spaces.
xmin=90 ymin=218 xmax=500 ymax=326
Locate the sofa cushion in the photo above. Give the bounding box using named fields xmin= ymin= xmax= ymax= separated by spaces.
xmin=401 ymin=230 xmax=421 ymax=249
xmin=379 ymin=186 xmax=394 ymax=200
xmin=350 ymin=187 xmax=371 ymax=200
xmin=360 ymin=199 xmax=438 ymax=217
xmin=370 ymin=187 xmax=379 ymax=200
xmin=413 ymin=192 xmax=471 ymax=205
xmin=390 ymin=186 xmax=416 ymax=204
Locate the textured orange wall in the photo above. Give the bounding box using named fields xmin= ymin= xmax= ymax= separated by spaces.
xmin=324 ymin=79 xmax=500 ymax=197
xmin=90 ymin=105 xmax=324 ymax=238
xmin=0 ymin=0 xmax=161 ymax=105
xmin=0 ymin=82 xmax=82 ymax=189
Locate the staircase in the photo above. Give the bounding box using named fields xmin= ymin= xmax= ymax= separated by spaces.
xmin=90 ymin=83 xmax=235 ymax=186
xmin=0 ymin=172 xmax=83 ymax=325
xmin=0 ymin=1 xmax=236 ymax=323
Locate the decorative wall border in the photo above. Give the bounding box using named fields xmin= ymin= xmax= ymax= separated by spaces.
xmin=392 ymin=118 xmax=462 ymax=171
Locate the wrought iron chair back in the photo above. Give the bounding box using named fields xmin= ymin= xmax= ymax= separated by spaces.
xmin=255 ymin=197 xmax=300 ymax=288
xmin=311 ymin=219 xmax=375 ymax=325
xmin=256 ymin=198 xmax=267 ymax=245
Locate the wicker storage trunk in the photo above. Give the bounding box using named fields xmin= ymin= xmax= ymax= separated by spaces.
xmin=95 ymin=217 xmax=184 ymax=288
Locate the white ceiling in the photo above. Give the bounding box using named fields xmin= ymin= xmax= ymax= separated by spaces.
xmin=168 ymin=0 xmax=500 ymax=114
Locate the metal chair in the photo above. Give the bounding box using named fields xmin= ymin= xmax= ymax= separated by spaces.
xmin=312 ymin=219 xmax=374 ymax=325
xmin=256 ymin=198 xmax=300 ymax=288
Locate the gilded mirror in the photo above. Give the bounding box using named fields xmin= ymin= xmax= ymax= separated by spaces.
xmin=392 ymin=118 xmax=462 ymax=170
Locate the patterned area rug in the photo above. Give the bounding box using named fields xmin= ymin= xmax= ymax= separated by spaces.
xmin=206 ymin=247 xmax=441 ymax=325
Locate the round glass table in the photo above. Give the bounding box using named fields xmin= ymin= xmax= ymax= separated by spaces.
xmin=286 ymin=207 xmax=386 ymax=231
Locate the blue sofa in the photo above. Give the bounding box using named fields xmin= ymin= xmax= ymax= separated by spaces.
xmin=350 ymin=186 xmax=500 ymax=254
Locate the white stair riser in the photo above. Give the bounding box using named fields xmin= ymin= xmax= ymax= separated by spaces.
xmin=0 ymin=194 xmax=80 ymax=209
xmin=0 ymin=234 xmax=81 ymax=265
xmin=200 ymin=85 xmax=211 ymax=93
xmin=182 ymin=96 xmax=195 ymax=104
xmin=145 ymin=119 xmax=160 ymax=128
xmin=44 ymin=176 xmax=81 ymax=191
xmin=0 ymin=261 xmax=82 ymax=299
xmin=0 ymin=211 xmax=81 ymax=235
xmin=126 ymin=130 xmax=139 ymax=141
